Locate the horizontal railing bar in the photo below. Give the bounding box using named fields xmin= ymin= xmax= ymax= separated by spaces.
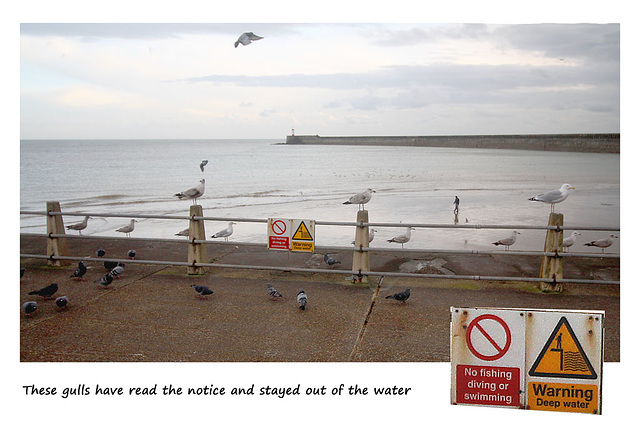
xmin=20 ymin=210 xmax=620 ymax=232
xmin=21 ymin=233 xmax=620 ymax=259
xmin=19 ymin=253 xmax=619 ymax=285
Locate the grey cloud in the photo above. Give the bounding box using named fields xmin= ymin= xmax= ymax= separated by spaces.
xmin=369 ymin=23 xmax=490 ymax=46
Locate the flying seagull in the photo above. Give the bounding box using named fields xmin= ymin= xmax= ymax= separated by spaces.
xmin=323 ymin=253 xmax=341 ymax=268
xmin=492 ymin=231 xmax=520 ymax=250
xmin=66 ymin=216 xmax=91 ymax=235
xmin=387 ymin=227 xmax=415 ymax=248
xmin=584 ymin=234 xmax=618 ymax=253
xmin=528 ymin=184 xmax=575 ymax=212
xmin=55 ymin=296 xmax=69 ymax=310
xmin=70 ymin=261 xmax=87 ymax=280
xmin=385 ymin=288 xmax=411 ymax=304
xmin=116 ymin=219 xmax=138 ymax=237
xmin=29 ymin=283 xmax=59 ymax=299
xmin=297 ymin=290 xmax=308 ymax=310
xmin=200 ymin=160 xmax=209 ymax=172
xmin=175 ymin=179 xmax=205 ymax=205
xmin=235 ymin=32 xmax=263 ymax=48
xmin=22 ymin=301 xmax=38 ymax=317
xmin=563 ymin=231 xmax=581 ymax=251
xmin=343 ymin=188 xmax=375 ymax=211
xmin=266 ymin=283 xmax=282 ymax=300
xmin=212 ymin=222 xmax=236 ymax=241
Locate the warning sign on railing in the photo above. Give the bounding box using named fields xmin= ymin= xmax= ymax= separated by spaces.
xmin=451 ymin=307 xmax=604 ymax=414
xmin=267 ymin=218 xmax=315 ymax=252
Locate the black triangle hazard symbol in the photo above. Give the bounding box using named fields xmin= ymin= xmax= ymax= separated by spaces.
xmin=292 ymin=221 xmax=313 ymax=241
xmin=528 ymin=316 xmax=597 ymax=380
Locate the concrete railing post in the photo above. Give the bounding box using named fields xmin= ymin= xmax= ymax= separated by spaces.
xmin=351 ymin=210 xmax=370 ymax=284
xmin=46 ymin=201 xmax=69 ymax=266
xmin=187 ymin=205 xmax=207 ymax=275
xmin=540 ymin=212 xmax=563 ymax=292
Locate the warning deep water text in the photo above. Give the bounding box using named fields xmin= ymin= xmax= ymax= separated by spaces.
xmin=528 ymin=382 xmax=598 ymax=413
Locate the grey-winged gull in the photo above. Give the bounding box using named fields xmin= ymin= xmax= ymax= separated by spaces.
xmin=115 ymin=219 xmax=137 ymax=237
xmin=212 ymin=222 xmax=236 ymax=241
xmin=352 ymin=228 xmax=377 ymax=245
xmin=235 ymin=32 xmax=264 ymax=48
xmin=563 ymin=231 xmax=581 ymax=251
xmin=528 ymin=184 xmax=575 ymax=212
xmin=66 ymin=216 xmax=91 ymax=235
xmin=584 ymin=234 xmax=618 ymax=253
xmin=387 ymin=227 xmax=415 ymax=248
xmin=175 ymin=179 xmax=205 ymax=205
xmin=343 ymin=188 xmax=375 ymax=211
xmin=175 ymin=228 xmax=190 ymax=237
xmin=492 ymin=231 xmax=520 ymax=250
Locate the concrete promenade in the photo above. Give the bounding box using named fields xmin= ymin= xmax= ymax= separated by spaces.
xmin=19 ymin=234 xmax=620 ymax=362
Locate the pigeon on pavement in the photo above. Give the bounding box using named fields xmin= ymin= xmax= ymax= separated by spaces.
xmin=191 ymin=284 xmax=213 ymax=300
xmin=55 ymin=296 xmax=69 ymax=310
xmin=96 ymin=273 xmax=113 ymax=288
xmin=297 ymin=290 xmax=308 ymax=310
xmin=385 ymin=288 xmax=411 ymax=304
xmin=28 ymin=283 xmax=59 ymax=299
xmin=70 ymin=261 xmax=87 ymax=280
xmin=22 ymin=301 xmax=37 ymax=317
xmin=267 ymin=283 xmax=282 ymax=300
xmin=323 ymin=253 xmax=341 ymax=268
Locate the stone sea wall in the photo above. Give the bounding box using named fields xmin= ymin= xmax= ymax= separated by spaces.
xmin=283 ymin=134 xmax=620 ymax=153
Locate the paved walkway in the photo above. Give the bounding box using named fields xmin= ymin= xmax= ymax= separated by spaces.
xmin=20 ymin=235 xmax=620 ymax=362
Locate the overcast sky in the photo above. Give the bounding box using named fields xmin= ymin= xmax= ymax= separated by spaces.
xmin=19 ymin=17 xmax=620 ymax=140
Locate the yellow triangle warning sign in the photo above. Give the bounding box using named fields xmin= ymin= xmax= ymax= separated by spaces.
xmin=292 ymin=221 xmax=313 ymax=241
xmin=529 ymin=317 xmax=597 ymax=380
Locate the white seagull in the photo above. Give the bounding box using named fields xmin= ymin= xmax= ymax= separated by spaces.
xmin=528 ymin=184 xmax=575 ymax=212
xmin=563 ymin=231 xmax=581 ymax=251
xmin=174 ymin=179 xmax=205 ymax=205
xmin=387 ymin=227 xmax=415 ymax=248
xmin=115 ymin=219 xmax=138 ymax=237
xmin=584 ymin=234 xmax=618 ymax=253
xmin=343 ymin=188 xmax=376 ymax=211
xmin=66 ymin=216 xmax=91 ymax=235
xmin=234 ymin=32 xmax=264 ymax=48
xmin=212 ymin=222 xmax=236 ymax=241
xmin=492 ymin=231 xmax=520 ymax=250
xmin=352 ymin=228 xmax=377 ymax=245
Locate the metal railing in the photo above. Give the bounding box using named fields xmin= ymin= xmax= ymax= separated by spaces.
xmin=20 ymin=205 xmax=620 ymax=286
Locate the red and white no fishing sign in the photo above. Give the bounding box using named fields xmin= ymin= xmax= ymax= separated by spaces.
xmin=451 ymin=307 xmax=526 ymax=408
xmin=268 ymin=218 xmax=290 ymax=250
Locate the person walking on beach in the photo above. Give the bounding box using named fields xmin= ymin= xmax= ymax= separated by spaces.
xmin=453 ymin=196 xmax=460 ymax=214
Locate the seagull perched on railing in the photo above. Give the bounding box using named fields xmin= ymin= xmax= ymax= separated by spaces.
xmin=343 ymin=188 xmax=375 ymax=211
xmin=234 ymin=32 xmax=263 ymax=48
xmin=66 ymin=216 xmax=91 ymax=235
xmin=175 ymin=179 xmax=205 ymax=205
xmin=563 ymin=231 xmax=581 ymax=251
xmin=212 ymin=222 xmax=236 ymax=241
xmin=352 ymin=228 xmax=377 ymax=245
xmin=387 ymin=227 xmax=415 ymax=248
xmin=584 ymin=234 xmax=618 ymax=253
xmin=492 ymin=231 xmax=520 ymax=250
xmin=528 ymin=184 xmax=575 ymax=212
xmin=116 ymin=219 xmax=137 ymax=237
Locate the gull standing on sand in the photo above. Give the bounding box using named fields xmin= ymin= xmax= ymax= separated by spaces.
xmin=234 ymin=32 xmax=263 ymax=48
xmin=563 ymin=231 xmax=581 ymax=251
xmin=116 ymin=219 xmax=137 ymax=237
xmin=200 ymin=160 xmax=208 ymax=172
xmin=584 ymin=234 xmax=618 ymax=253
xmin=528 ymin=184 xmax=575 ymax=212
xmin=387 ymin=227 xmax=415 ymax=248
xmin=492 ymin=231 xmax=520 ymax=250
xmin=175 ymin=179 xmax=205 ymax=205
xmin=212 ymin=222 xmax=236 ymax=241
xmin=343 ymin=188 xmax=376 ymax=211
xmin=66 ymin=216 xmax=91 ymax=235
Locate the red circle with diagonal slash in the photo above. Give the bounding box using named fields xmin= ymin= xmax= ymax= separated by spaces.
xmin=271 ymin=220 xmax=287 ymax=235
xmin=466 ymin=314 xmax=512 ymax=361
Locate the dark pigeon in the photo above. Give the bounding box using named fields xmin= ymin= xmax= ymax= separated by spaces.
xmin=104 ymin=261 xmax=118 ymax=271
xmin=385 ymin=288 xmax=411 ymax=304
xmin=22 ymin=301 xmax=37 ymax=317
xmin=297 ymin=290 xmax=308 ymax=310
xmin=29 ymin=283 xmax=59 ymax=299
xmin=266 ymin=283 xmax=282 ymax=300
xmin=55 ymin=296 xmax=69 ymax=310
xmin=127 ymin=250 xmax=136 ymax=260
xmin=96 ymin=273 xmax=113 ymax=288
xmin=21 ymin=268 xmax=25 ymax=278
xmin=70 ymin=261 xmax=87 ymax=280
xmin=96 ymin=248 xmax=106 ymax=258
xmin=323 ymin=253 xmax=341 ymax=267
xmin=191 ymin=284 xmax=213 ymax=300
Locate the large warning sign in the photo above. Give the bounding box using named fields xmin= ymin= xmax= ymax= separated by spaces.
xmin=451 ymin=307 xmax=604 ymax=414
xmin=267 ymin=218 xmax=315 ymax=252
xmin=268 ymin=218 xmax=290 ymax=250
xmin=290 ymin=219 xmax=315 ymax=252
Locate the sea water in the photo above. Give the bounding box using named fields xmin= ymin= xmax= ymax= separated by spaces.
xmin=19 ymin=139 xmax=620 ymax=253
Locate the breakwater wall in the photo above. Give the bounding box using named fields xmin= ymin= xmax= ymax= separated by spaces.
xmin=284 ymin=133 xmax=620 ymax=153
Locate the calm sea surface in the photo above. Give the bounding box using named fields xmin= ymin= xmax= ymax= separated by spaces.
xmin=20 ymin=139 xmax=620 ymax=253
